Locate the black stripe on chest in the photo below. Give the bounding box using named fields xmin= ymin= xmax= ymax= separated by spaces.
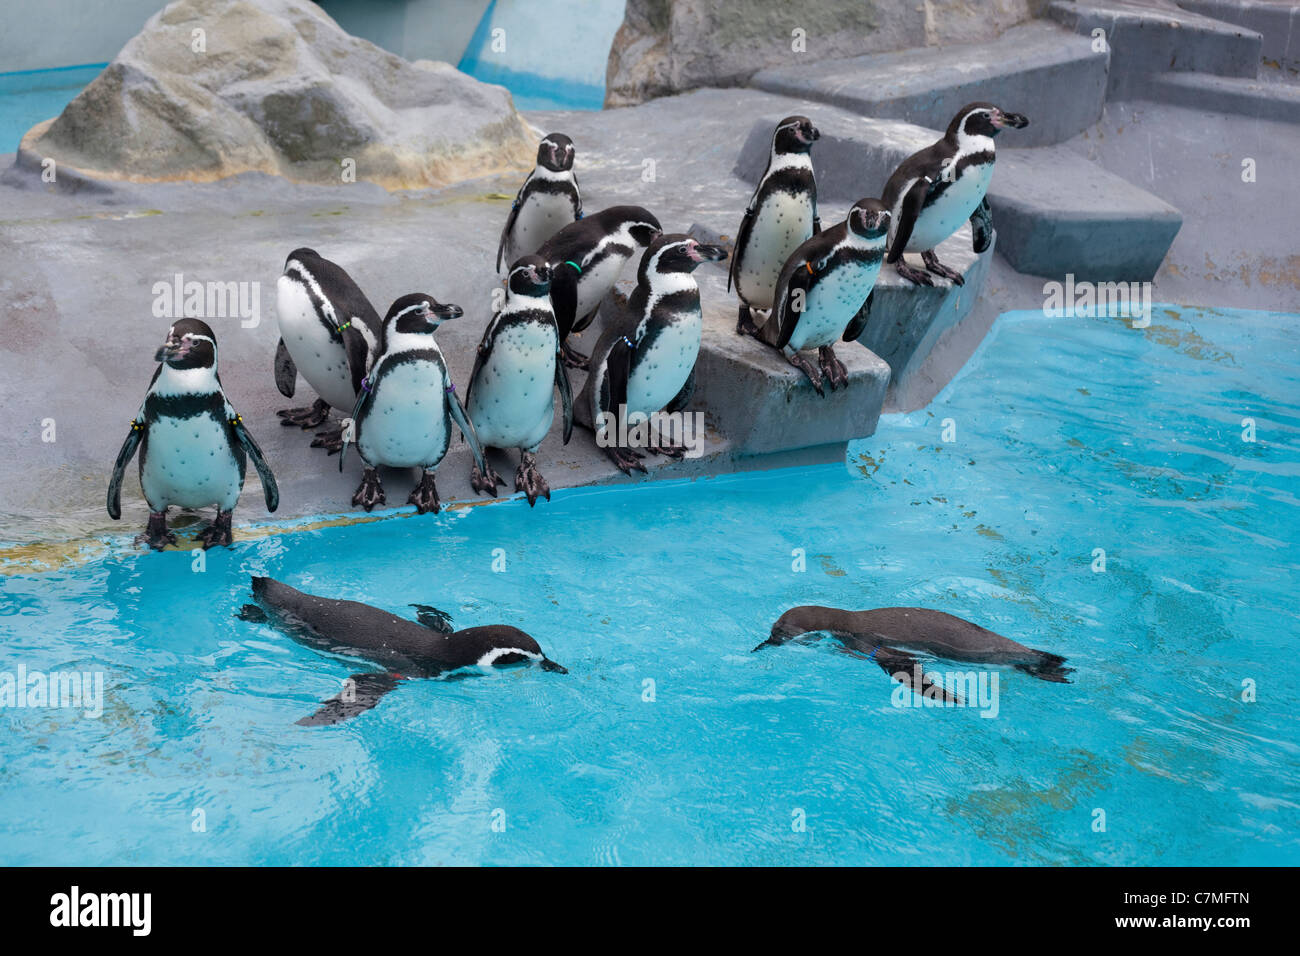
xmin=144 ymin=391 xmax=226 ymax=422
xmin=524 ymin=179 xmax=578 ymax=199
xmin=759 ymin=167 xmax=816 ymax=200
xmin=925 ymin=151 xmax=994 ymax=207
xmin=637 ymin=290 xmax=702 ymax=355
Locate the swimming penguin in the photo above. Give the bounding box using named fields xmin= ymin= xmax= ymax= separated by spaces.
xmin=756 ymin=198 xmax=890 ymax=395
xmin=580 ymin=234 xmax=727 ymax=474
xmin=239 ymin=576 xmax=567 ymax=726
xmin=754 ymin=606 xmax=1072 ymax=702
xmin=273 ymin=247 xmax=382 ymax=450
xmin=536 ymin=205 xmax=662 ymax=368
xmin=729 ymin=115 xmax=821 ymax=337
xmin=465 ymin=255 xmax=574 ymax=506
xmin=339 ymin=293 xmax=487 ymax=514
xmin=882 ymin=102 xmax=1028 ymax=286
xmin=107 ymin=319 xmax=279 ymax=550
xmin=497 ymin=132 xmax=583 ymax=273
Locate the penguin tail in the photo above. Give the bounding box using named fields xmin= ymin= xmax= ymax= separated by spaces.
xmin=1017 ymin=652 xmax=1074 ymax=684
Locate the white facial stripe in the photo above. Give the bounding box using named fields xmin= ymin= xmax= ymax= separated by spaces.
xmin=286 ymin=260 xmax=341 ymax=329
xmin=476 ymin=647 xmax=541 ymax=668
xmin=391 ymin=302 xmax=429 ymax=323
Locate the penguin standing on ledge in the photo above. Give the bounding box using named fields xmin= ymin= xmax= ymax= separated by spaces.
xmin=108 ymin=318 xmax=279 ymax=550
xmin=340 ymin=293 xmax=486 ymax=514
xmin=882 ymin=102 xmax=1028 ymax=286
xmin=536 ymin=205 xmax=662 ymax=369
xmin=497 ymin=132 xmax=583 ymax=272
xmin=273 ymin=247 xmax=382 ymax=450
xmin=757 ymin=198 xmax=890 ymax=394
xmin=729 ymin=115 xmax=821 ymax=337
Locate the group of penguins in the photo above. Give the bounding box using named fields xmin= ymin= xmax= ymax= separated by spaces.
xmin=108 ymin=101 xmax=1028 ymax=551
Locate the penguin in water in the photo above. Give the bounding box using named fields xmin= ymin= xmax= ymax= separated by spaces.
xmin=107 ymin=318 xmax=279 ymax=550
xmin=339 ymin=293 xmax=487 ymax=514
xmin=580 ymin=234 xmax=727 ymax=474
xmin=465 ymin=255 xmax=574 ymax=506
xmin=729 ymin=115 xmax=821 ymax=337
xmin=497 ymin=132 xmax=583 ymax=272
xmin=882 ymin=102 xmax=1028 ymax=286
xmin=755 ymin=606 xmax=1072 ymax=702
xmin=239 ymin=577 xmax=567 ymax=726
xmin=536 ymin=205 xmax=662 ymax=369
xmin=756 ymin=198 xmax=890 ymax=395
xmin=273 ymin=247 xmax=382 ymax=450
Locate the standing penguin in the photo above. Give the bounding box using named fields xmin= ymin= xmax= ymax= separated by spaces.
xmin=340 ymin=294 xmax=486 ymax=514
xmin=729 ymin=115 xmax=821 ymax=337
xmin=465 ymin=255 xmax=574 ymax=506
xmin=496 ymin=132 xmax=582 ymax=273
xmin=273 ymin=247 xmax=382 ymax=450
xmin=882 ymin=102 xmax=1028 ymax=286
xmin=107 ymin=318 xmax=279 ymax=550
xmin=582 ymin=234 xmax=727 ymax=474
xmin=536 ymin=205 xmax=662 ymax=369
xmin=757 ymin=198 xmax=891 ymax=394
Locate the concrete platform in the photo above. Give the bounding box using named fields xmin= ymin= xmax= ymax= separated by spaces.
xmin=1144 ymin=70 xmax=1300 ymax=122
xmin=1049 ymin=0 xmax=1263 ymax=96
xmin=1178 ymin=0 xmax=1300 ymax=72
xmin=750 ymin=22 xmax=1108 ymax=148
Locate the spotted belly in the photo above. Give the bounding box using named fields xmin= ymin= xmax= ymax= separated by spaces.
xmin=904 ymin=162 xmax=993 ymax=253
xmin=626 ymin=315 xmax=702 ymax=414
xmin=140 ymin=412 xmax=243 ymax=512
xmin=789 ymin=259 xmax=882 ymax=352
xmin=507 ymin=193 xmax=576 ymax=265
xmin=276 ymin=276 xmax=356 ymax=411
xmin=468 ymin=324 xmax=558 ymax=452
xmin=736 ymin=191 xmax=814 ymax=310
xmin=356 ymin=361 xmax=451 ymax=469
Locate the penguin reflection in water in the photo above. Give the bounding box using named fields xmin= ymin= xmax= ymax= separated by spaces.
xmin=339 ymin=294 xmax=486 ymax=514
xmin=107 ymin=319 xmax=279 ymax=550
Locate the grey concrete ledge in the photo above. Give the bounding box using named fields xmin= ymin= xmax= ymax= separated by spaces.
xmin=1142 ymin=70 xmax=1300 ymax=122
xmin=1179 ymin=0 xmax=1300 ymax=72
xmin=750 ymin=22 xmax=1108 ymax=148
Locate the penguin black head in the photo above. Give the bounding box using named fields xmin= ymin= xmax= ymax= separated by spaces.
xmin=847 ymin=198 xmax=890 ymax=240
xmin=155 ymin=318 xmax=217 ymax=370
xmin=949 ymin=103 xmax=1030 ymax=141
xmin=772 ymin=115 xmax=820 ymax=155
xmin=507 ymin=255 xmax=553 ymax=296
xmin=384 ymin=293 xmax=464 ymax=334
xmin=537 ymin=133 xmax=575 ymax=172
xmin=598 ymin=205 xmax=663 ymax=248
xmin=639 ymin=234 xmax=728 ymax=282
xmin=284 ymin=247 xmax=321 ymax=270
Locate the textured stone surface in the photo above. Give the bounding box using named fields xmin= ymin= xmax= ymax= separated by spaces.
xmin=751 ymin=22 xmax=1108 ymax=147
xmin=1178 ymin=0 xmax=1300 ymax=72
xmin=18 ymin=0 xmax=535 ymax=190
xmin=604 ymin=0 xmax=1035 ymax=107
xmin=1144 ymin=70 xmax=1300 ymax=122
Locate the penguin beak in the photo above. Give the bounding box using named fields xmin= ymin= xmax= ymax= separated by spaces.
xmin=155 ymin=335 xmax=184 ymax=363
xmin=994 ymin=110 xmax=1029 ymax=129
xmin=857 ymin=207 xmax=890 ymax=235
xmin=540 ymin=658 xmax=568 ymax=674
xmin=689 ymin=242 xmax=728 ymax=263
xmin=431 ymin=302 xmax=464 ymax=320
xmin=531 ymin=265 xmax=552 ymax=285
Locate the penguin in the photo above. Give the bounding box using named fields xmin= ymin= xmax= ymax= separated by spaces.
xmin=581 ymin=234 xmax=727 ymax=474
xmin=273 ymin=247 xmax=382 ymax=451
xmin=107 ymin=318 xmax=279 ymax=550
xmin=754 ymin=606 xmax=1073 ymax=702
xmin=496 ymin=132 xmax=583 ymax=273
xmin=729 ymin=115 xmax=821 ymax=337
xmin=536 ymin=204 xmax=662 ymax=369
xmin=756 ymin=198 xmax=891 ymax=395
xmin=882 ymin=102 xmax=1028 ymax=286
xmin=465 ymin=255 xmax=574 ymax=506
xmin=339 ymin=293 xmax=487 ymax=514
xmin=239 ymin=576 xmax=567 ymax=726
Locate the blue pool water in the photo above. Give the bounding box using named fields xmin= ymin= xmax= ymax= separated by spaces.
xmin=1 ymin=305 xmax=1296 ymax=865
xmin=0 ymin=64 xmax=106 ymax=154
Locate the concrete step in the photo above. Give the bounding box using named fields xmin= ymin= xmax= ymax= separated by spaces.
xmin=749 ymin=22 xmax=1107 ymax=148
xmin=734 ymin=111 xmax=1182 ymax=282
xmin=1048 ymin=0 xmax=1263 ymax=97
xmin=1143 ymin=68 xmax=1300 ymax=121
xmin=1178 ymin=0 xmax=1300 ymax=72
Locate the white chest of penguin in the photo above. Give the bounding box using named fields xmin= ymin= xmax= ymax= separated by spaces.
xmin=791 ymin=256 xmax=883 ymax=351
xmin=141 ymin=409 xmax=241 ymax=510
xmin=907 ymin=160 xmax=994 ymax=252
xmin=472 ymin=319 xmax=558 ymax=425
xmin=356 ymin=359 xmax=450 ymax=468
xmin=626 ymin=308 xmax=702 ymax=414
xmin=740 ymin=191 xmax=815 ymax=305
xmin=275 ymin=277 xmax=357 ymax=411
xmin=511 ymin=193 xmax=574 ymax=257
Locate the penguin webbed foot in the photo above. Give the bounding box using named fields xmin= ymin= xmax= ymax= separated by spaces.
xmin=310 ymin=422 xmax=345 ymax=455
xmin=736 ymin=304 xmax=762 ymax=338
xmin=560 ymin=341 xmax=590 ymax=371
xmin=894 ymin=258 xmax=935 ymax=287
xmin=647 ymin=441 xmax=687 ymax=460
xmin=195 ymin=510 xmax=234 ymax=549
xmin=470 ymin=463 xmax=506 ymax=498
xmin=136 ymin=511 xmax=177 ymax=551
xmin=921 ymin=250 xmax=964 ymax=286
xmin=817 ymin=346 xmax=849 ymax=391
xmin=407 ymin=470 xmax=441 ymax=515
xmin=277 ymin=397 xmax=331 ymax=429
xmin=786 ymin=350 xmax=825 ymax=396
xmin=351 ymin=468 xmax=386 ymax=512
xmin=606 ymin=445 xmax=648 ymax=475
xmin=514 ymin=452 xmax=551 ymax=507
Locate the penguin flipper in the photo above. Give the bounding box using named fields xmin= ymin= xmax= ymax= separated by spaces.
xmin=464 ymin=327 xmax=493 ymax=411
xmin=970 ymin=197 xmax=993 ymax=254
xmin=873 ymin=646 xmax=962 ymax=705
xmin=728 ymin=203 xmax=757 ymax=294
xmin=228 ymin=412 xmax=279 ymax=512
xmin=666 ymin=364 xmax=696 ymax=415
xmin=554 ymin=349 xmax=574 ymax=444
xmin=296 ymin=672 xmax=403 ymax=727
xmin=887 ymin=178 xmax=930 ymax=264
xmin=447 ymin=386 xmax=487 ymax=473
xmin=773 ymin=257 xmax=816 ymax=351
xmin=410 ymin=604 xmax=454 ymax=633
xmin=341 ymin=325 xmax=371 ymax=396
xmin=496 ymin=179 xmax=528 ymax=273
xmin=842 ymin=289 xmax=875 ymax=343
xmin=549 ymin=264 xmax=580 ymax=341
xmin=606 ymin=335 xmax=634 ymax=420
xmin=338 ymin=383 xmax=372 ymax=473
xmin=106 ymin=421 xmax=144 ymax=520
xmin=274 ymin=337 xmax=297 ymax=398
